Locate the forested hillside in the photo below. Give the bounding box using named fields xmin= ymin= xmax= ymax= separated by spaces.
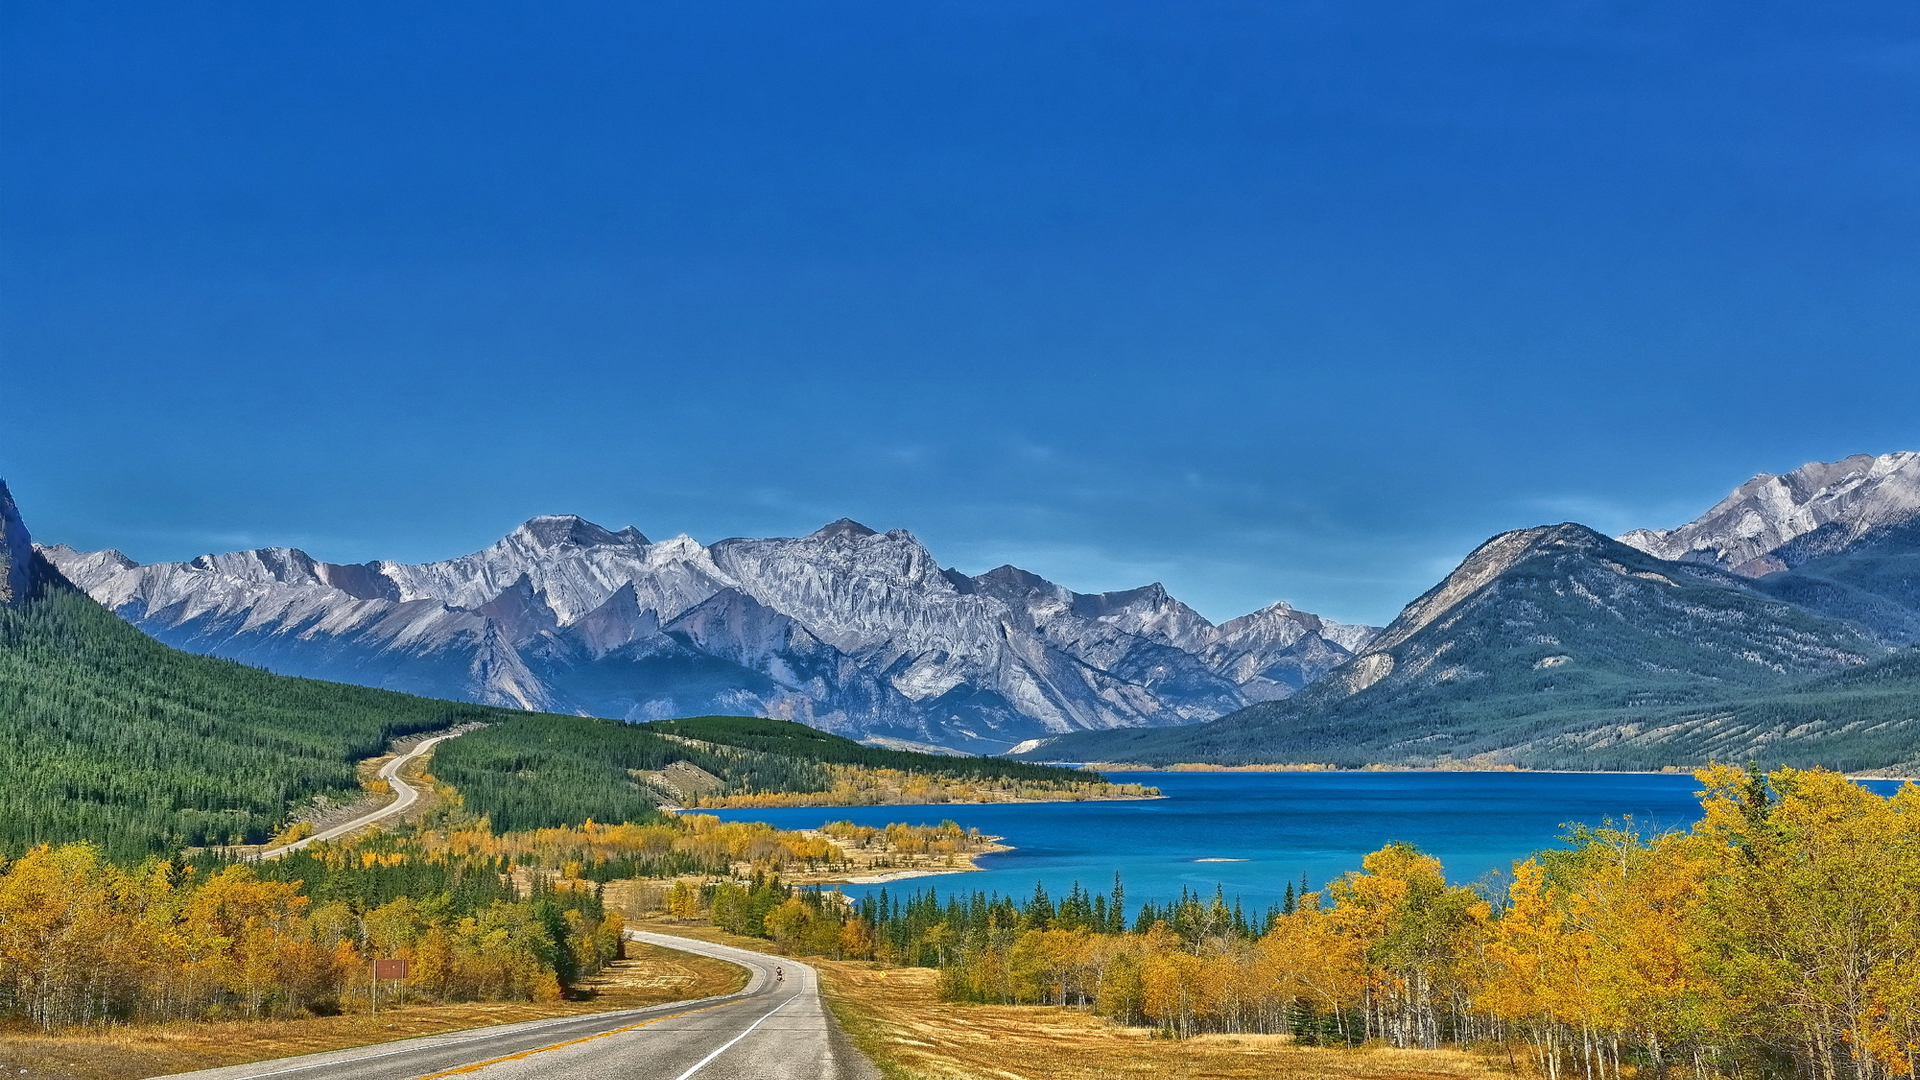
xmin=1044 ymin=649 xmax=1920 ymax=771
xmin=434 ymin=713 xmax=1119 ymax=831
xmin=1754 ymin=517 xmax=1920 ymax=645
xmin=432 ymin=713 xmax=805 ymax=831
xmin=0 ymin=570 xmax=490 ymax=860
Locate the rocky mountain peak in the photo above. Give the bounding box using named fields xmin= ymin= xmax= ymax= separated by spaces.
xmin=1369 ymin=524 xmax=1604 ymax=655
xmin=187 ymin=546 xmax=324 ymax=585
xmin=970 ymin=564 xmax=1067 ymax=600
xmin=1324 ymin=517 xmax=1883 ymax=702
xmin=512 ymin=514 xmax=640 ymax=550
xmin=645 ymin=534 xmax=711 ymax=561
xmin=0 ymin=480 xmax=36 ymax=605
xmin=1217 ymin=600 xmax=1318 ymax=639
xmin=810 ymin=517 xmax=880 ymax=541
xmin=1072 ymin=582 xmax=1176 ymax=616
xmin=36 ymin=543 xmax=137 ymax=578
xmin=1070 ymin=583 xmax=1216 ymax=653
xmin=1620 ymin=451 xmax=1920 ymax=575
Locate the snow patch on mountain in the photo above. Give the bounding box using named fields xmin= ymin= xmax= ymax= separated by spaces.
xmin=1621 ymin=452 xmax=1920 ymax=576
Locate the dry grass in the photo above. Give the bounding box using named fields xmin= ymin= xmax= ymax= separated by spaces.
xmin=622 ymin=918 xmax=1514 ymax=1080
xmin=0 ymin=940 xmax=746 ymax=1080
xmin=819 ymin=962 xmax=1516 ymax=1080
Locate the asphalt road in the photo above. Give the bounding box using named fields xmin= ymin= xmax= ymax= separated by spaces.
xmin=258 ymin=727 xmax=473 ymax=858
xmin=154 ymin=931 xmax=879 ymax=1080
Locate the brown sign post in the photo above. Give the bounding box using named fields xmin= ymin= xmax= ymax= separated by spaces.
xmin=370 ymin=958 xmax=409 ymax=1014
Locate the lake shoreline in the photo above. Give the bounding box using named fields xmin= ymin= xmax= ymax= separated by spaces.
xmin=703 ymin=770 xmax=1916 ymax=909
xmin=660 ymin=788 xmax=1165 ymax=816
xmin=1083 ymin=762 xmax=1917 ymax=782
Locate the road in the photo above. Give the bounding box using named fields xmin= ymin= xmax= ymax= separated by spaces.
xmin=258 ymin=727 xmax=474 ymax=858
xmin=154 ymin=932 xmax=878 ymax=1080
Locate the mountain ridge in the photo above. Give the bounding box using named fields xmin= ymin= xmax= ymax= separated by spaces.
xmin=43 ymin=513 xmax=1377 ymax=752
xmin=1014 ymin=520 xmax=1911 ymax=770
xmin=24 ymin=449 xmax=1920 ymax=769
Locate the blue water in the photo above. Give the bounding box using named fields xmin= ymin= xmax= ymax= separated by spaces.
xmin=708 ymin=771 xmax=1910 ymax=913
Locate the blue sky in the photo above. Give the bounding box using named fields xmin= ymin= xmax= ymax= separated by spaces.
xmin=4 ymin=1 xmax=1918 ymax=626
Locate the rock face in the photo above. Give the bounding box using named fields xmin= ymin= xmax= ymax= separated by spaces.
xmin=0 ymin=481 xmax=35 ymax=605
xmin=1621 ymin=452 xmax=1920 ymax=576
xmin=42 ymin=514 xmax=1376 ymax=751
xmin=1318 ymin=523 xmax=1881 ymax=706
xmin=1620 ymin=451 xmax=1920 ymax=646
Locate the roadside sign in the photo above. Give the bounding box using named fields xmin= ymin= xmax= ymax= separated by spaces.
xmin=374 ymin=958 xmax=409 ymax=980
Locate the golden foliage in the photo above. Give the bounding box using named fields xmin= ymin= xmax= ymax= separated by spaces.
xmin=405 ymin=816 xmax=848 ymax=877
xmin=0 ymin=844 xmax=341 ymax=1027
xmin=0 ymin=840 xmax=619 ymax=1029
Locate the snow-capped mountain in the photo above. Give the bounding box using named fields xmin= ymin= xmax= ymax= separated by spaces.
xmin=42 ymin=515 xmax=1377 ymax=751
xmin=1620 ymin=452 xmax=1920 ymax=576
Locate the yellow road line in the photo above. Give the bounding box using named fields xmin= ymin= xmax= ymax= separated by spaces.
xmin=413 ymin=997 xmax=753 ymax=1079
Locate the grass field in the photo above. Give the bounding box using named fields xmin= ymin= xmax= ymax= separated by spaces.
xmin=624 ymin=917 xmax=1509 ymax=1080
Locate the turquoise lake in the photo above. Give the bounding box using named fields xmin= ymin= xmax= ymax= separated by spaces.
xmin=709 ymin=770 xmax=1909 ymax=913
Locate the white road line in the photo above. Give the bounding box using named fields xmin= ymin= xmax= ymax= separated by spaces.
xmin=155 ymin=988 xmax=758 ymax=1080
xmin=671 ymin=994 xmax=796 ymax=1080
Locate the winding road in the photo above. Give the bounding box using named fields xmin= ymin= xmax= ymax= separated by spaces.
xmin=204 ymin=731 xmax=878 ymax=1076
xmin=155 ymin=932 xmax=877 ymax=1080
xmin=259 ymin=728 xmax=474 ymax=859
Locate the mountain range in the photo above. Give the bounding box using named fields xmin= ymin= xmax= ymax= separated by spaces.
xmin=41 ymin=514 xmax=1376 ymax=753
xmin=28 ymin=449 xmax=1920 ymax=769
xmin=1017 ymin=451 xmax=1920 ymax=771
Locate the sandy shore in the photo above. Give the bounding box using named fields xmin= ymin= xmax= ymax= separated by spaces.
xmin=795 ymin=833 xmax=1013 ymax=887
xmin=830 ymin=867 xmax=983 ymax=884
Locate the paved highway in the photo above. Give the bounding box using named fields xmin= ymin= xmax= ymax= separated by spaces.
xmin=155 ymin=932 xmax=878 ymax=1080
xmin=258 ymin=727 xmax=474 ymax=859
